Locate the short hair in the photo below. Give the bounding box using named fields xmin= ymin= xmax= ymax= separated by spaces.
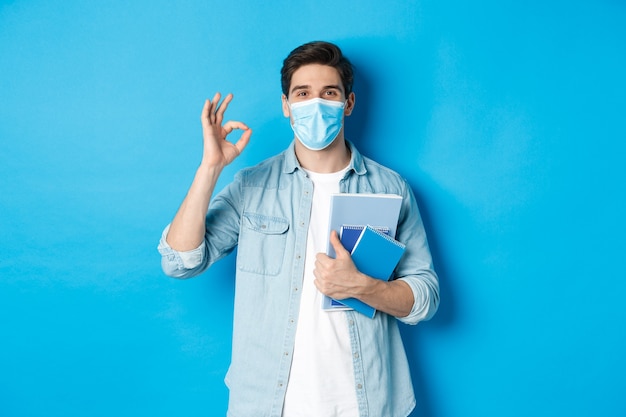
xmin=280 ymin=41 xmax=354 ymax=97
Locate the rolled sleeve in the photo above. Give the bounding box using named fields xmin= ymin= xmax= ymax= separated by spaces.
xmin=157 ymin=224 xmax=207 ymax=278
xmin=397 ymin=273 xmax=439 ymax=325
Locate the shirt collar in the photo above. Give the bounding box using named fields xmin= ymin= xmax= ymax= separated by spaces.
xmin=282 ymin=139 xmax=367 ymax=176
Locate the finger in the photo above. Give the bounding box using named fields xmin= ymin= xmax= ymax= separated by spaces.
xmin=215 ymin=93 xmax=233 ymax=125
xmin=330 ymin=230 xmax=349 ymax=257
xmin=201 ymin=94 xmax=220 ymax=125
xmin=222 ymin=121 xmax=252 ymax=155
xmin=316 ymin=252 xmax=332 ymax=266
xmin=313 ymin=277 xmax=330 ymax=296
xmin=223 ymin=121 xmax=249 ymax=134
xmin=234 ymin=128 xmax=252 ymax=156
xmin=312 ymin=266 xmax=322 ymax=281
xmin=201 ymin=99 xmax=211 ymax=124
xmin=209 ymin=92 xmax=221 ymax=124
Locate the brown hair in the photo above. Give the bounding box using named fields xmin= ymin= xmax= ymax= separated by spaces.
xmin=281 ymin=41 xmax=354 ymax=97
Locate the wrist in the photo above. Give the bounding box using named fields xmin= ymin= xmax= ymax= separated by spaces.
xmin=354 ymin=271 xmax=380 ymax=298
xmin=197 ymin=161 xmax=224 ymax=180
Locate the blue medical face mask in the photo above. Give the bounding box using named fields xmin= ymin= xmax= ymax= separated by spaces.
xmin=288 ymin=98 xmax=346 ymax=151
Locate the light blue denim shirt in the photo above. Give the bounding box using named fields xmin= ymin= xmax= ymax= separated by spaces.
xmin=158 ymin=141 xmax=439 ymax=417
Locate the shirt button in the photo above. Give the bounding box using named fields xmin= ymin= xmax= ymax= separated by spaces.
xmin=354 ymin=352 xmax=359 ymax=359
xmin=357 ymin=384 xmax=363 ymax=389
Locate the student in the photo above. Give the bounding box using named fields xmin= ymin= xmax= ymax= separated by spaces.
xmin=158 ymin=40 xmax=439 ymax=417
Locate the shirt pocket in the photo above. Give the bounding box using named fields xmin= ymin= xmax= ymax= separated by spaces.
xmin=237 ymin=212 xmax=290 ymax=276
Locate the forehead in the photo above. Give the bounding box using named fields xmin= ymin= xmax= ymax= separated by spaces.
xmin=289 ymin=64 xmax=343 ymax=91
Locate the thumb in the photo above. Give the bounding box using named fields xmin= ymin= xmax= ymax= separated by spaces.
xmin=330 ymin=230 xmax=349 ymax=257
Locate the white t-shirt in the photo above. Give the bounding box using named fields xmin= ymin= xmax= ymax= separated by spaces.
xmin=282 ymin=167 xmax=358 ymax=417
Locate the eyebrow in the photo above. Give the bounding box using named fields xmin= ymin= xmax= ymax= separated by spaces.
xmin=290 ymin=84 xmax=344 ymax=94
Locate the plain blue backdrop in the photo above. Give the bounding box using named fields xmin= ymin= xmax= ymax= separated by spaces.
xmin=1 ymin=1 xmax=625 ymax=416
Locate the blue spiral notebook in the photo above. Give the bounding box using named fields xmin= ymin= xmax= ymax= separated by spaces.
xmin=332 ymin=225 xmax=406 ymax=318
xmin=340 ymin=224 xmax=391 ymax=252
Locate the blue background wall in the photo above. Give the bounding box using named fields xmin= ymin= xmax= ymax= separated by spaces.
xmin=1 ymin=1 xmax=625 ymax=416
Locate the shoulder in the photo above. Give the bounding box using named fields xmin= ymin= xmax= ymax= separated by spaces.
xmin=348 ymin=141 xmax=409 ymax=192
xmin=234 ymin=150 xmax=289 ymax=189
xmin=362 ymin=155 xmax=404 ymax=179
xmin=361 ymin=155 xmax=411 ymax=192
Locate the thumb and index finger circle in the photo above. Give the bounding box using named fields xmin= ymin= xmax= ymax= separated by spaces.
xmin=223 ymin=120 xmax=250 ymax=134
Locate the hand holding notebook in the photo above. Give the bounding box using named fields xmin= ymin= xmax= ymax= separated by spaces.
xmin=322 ymin=193 xmax=405 ymax=315
xmin=332 ymin=225 xmax=406 ymax=318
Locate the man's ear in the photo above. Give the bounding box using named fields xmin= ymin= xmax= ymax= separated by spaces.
xmin=344 ymin=92 xmax=356 ymax=116
xmin=282 ymin=94 xmax=290 ymax=118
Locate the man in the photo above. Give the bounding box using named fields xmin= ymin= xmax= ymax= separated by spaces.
xmin=158 ymin=41 xmax=439 ymax=417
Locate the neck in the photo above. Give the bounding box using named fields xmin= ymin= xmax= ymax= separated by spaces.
xmin=294 ymin=135 xmax=351 ymax=174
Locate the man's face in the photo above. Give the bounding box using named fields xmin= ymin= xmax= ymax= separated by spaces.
xmin=282 ymin=64 xmax=355 ymax=118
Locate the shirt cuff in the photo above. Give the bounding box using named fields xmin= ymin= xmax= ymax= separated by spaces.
xmin=396 ymin=276 xmax=437 ymax=325
xmin=158 ymin=224 xmax=206 ymax=270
